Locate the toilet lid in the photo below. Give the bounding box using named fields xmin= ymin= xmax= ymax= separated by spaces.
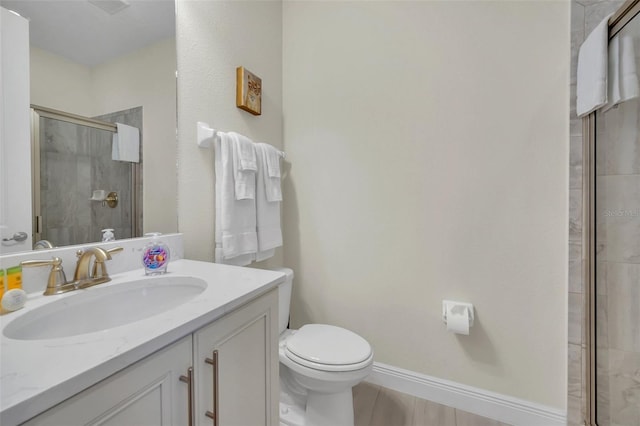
xmin=285 ymin=324 xmax=372 ymax=367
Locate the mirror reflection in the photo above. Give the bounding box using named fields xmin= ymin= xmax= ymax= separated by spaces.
xmin=0 ymin=0 xmax=177 ymax=252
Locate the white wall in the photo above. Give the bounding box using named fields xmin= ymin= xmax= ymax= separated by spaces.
xmin=92 ymin=38 xmax=178 ymax=235
xmin=30 ymin=47 xmax=92 ymax=116
xmin=30 ymin=39 xmax=178 ymax=235
xmin=282 ymin=0 xmax=569 ymax=409
xmin=175 ymin=0 xmax=283 ymax=263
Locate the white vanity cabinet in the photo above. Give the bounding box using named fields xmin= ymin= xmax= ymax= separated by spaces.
xmin=22 ymin=336 xmax=192 ymax=426
xmin=21 ymin=289 xmax=279 ymax=426
xmin=194 ymin=288 xmax=279 ymax=426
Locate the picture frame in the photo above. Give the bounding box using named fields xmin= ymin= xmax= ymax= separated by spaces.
xmin=236 ymin=66 xmax=262 ymax=116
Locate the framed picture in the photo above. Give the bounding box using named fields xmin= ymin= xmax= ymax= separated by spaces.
xmin=236 ymin=66 xmax=262 ymax=116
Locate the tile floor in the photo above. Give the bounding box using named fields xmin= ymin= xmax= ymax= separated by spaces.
xmin=353 ymin=382 xmax=512 ymax=426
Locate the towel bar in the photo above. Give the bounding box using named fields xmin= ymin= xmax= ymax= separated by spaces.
xmin=196 ymin=122 xmax=286 ymax=159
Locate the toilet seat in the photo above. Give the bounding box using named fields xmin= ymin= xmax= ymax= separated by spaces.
xmin=284 ymin=324 xmax=373 ymax=372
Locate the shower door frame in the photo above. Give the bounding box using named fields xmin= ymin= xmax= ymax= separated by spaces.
xmin=583 ymin=1 xmax=640 ymax=424
xmin=30 ymin=105 xmax=142 ymax=244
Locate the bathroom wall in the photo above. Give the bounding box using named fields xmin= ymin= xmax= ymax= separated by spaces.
xmin=30 ymin=39 xmax=178 ymax=235
xmin=568 ymin=1 xmax=623 ymax=424
xmin=282 ymin=0 xmax=569 ymax=409
xmin=175 ymin=0 xmax=283 ymax=264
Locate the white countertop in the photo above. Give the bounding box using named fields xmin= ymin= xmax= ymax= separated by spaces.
xmin=0 ymin=259 xmax=285 ymax=426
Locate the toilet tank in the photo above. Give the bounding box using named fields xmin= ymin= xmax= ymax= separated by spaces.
xmin=273 ymin=267 xmax=293 ymax=334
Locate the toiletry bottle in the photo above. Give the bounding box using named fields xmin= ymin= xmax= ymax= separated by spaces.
xmin=0 ymin=269 xmax=5 ymax=299
xmin=142 ymin=233 xmax=170 ymax=275
xmin=6 ymin=265 xmax=22 ymax=290
xmin=102 ymin=228 xmax=115 ymax=242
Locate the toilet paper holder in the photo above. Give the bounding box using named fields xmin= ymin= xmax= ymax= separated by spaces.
xmin=442 ymin=300 xmax=475 ymax=328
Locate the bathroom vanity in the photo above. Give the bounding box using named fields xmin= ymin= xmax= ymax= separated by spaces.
xmin=0 ymin=258 xmax=283 ymax=426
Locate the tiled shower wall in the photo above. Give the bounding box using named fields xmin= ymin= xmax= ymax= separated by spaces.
xmin=40 ymin=107 xmax=142 ymax=246
xmin=568 ymin=1 xmax=624 ymax=425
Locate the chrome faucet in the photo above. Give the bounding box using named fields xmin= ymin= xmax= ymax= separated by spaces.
xmin=74 ymin=246 xmax=123 ymax=289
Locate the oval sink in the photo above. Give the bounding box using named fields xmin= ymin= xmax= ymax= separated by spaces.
xmin=3 ymin=276 xmax=207 ymax=340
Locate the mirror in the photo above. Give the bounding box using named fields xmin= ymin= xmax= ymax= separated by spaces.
xmin=0 ymin=0 xmax=177 ymax=253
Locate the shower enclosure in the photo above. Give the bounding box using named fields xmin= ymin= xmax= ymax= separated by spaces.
xmin=584 ymin=2 xmax=640 ymax=425
xmin=31 ymin=106 xmax=142 ymax=247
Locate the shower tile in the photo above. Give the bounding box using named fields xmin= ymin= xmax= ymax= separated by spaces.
xmin=569 ymin=258 xmax=584 ymax=293
xmin=570 ymin=189 xmax=583 ymax=242
xmin=569 ymin=292 xmax=585 ymax=345
xmin=570 ymin=84 xmax=579 ymax=121
xmin=603 ymin=175 xmax=640 ymax=263
xmin=571 ymin=135 xmax=584 ymax=167
xmin=608 ymin=349 xmax=640 ymax=426
xmin=569 ymin=343 xmax=583 ymax=397
xmin=606 ymin=263 xmax=640 ymax=353
xmin=571 ymin=118 xmax=583 ymax=137
xmin=569 ymin=240 xmax=583 ymax=293
xmin=567 ymin=395 xmax=584 ymax=426
xmin=585 ymin=2 xmax=625 ymax=35
xmin=570 ymin=166 xmax=583 ymax=190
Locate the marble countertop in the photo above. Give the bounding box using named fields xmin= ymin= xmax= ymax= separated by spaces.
xmin=0 ymin=259 xmax=285 ymax=426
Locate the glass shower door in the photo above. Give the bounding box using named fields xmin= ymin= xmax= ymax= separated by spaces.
xmin=594 ymin=16 xmax=640 ymax=426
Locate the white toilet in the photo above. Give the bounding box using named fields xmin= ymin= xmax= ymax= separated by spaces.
xmin=276 ymin=268 xmax=374 ymax=426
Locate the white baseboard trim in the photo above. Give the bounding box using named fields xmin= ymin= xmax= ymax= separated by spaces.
xmin=366 ymin=362 xmax=566 ymax=426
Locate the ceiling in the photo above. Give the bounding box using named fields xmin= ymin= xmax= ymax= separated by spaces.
xmin=0 ymin=0 xmax=175 ymax=67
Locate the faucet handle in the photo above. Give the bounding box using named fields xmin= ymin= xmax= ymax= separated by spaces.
xmin=91 ymin=246 xmax=123 ymax=279
xmin=21 ymin=257 xmax=74 ymax=296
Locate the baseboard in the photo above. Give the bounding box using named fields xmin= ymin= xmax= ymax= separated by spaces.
xmin=366 ymin=362 xmax=566 ymax=426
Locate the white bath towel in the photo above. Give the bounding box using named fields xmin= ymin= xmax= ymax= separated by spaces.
xmin=257 ymin=143 xmax=283 ymax=202
xmin=604 ymin=34 xmax=639 ymax=112
xmin=111 ymin=123 xmax=140 ymax=163
xmin=214 ymin=131 xmax=258 ymax=263
xmin=229 ymin=132 xmax=257 ymax=200
xmin=255 ymin=143 xmax=283 ymax=261
xmin=577 ymin=14 xmax=614 ymax=117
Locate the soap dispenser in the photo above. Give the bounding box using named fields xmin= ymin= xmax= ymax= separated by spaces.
xmin=142 ymin=232 xmax=170 ymax=275
xmin=101 ymin=228 xmax=115 ymax=242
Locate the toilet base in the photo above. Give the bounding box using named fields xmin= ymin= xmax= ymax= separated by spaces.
xmin=279 ymin=388 xmax=355 ymax=426
xmin=305 ymin=389 xmax=354 ymax=426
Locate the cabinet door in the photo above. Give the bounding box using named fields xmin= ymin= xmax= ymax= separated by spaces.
xmin=23 ymin=336 xmax=192 ymax=426
xmin=194 ymin=289 xmax=278 ymax=426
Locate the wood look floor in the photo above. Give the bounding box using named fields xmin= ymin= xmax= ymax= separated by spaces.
xmin=353 ymin=383 xmax=512 ymax=426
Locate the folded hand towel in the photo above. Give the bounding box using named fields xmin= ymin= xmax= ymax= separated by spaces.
xmin=577 ymin=14 xmax=614 ymax=117
xmin=255 ymin=143 xmax=283 ymax=261
xmin=215 ymin=132 xmax=258 ymax=262
xmin=230 ymin=132 xmax=257 ymax=200
xmin=604 ymin=34 xmax=639 ymax=112
xmin=256 ymin=143 xmax=283 ymax=202
xmin=112 ymin=123 xmax=140 ymax=163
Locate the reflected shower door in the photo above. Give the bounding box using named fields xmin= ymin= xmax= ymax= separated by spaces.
xmin=594 ymin=16 xmax=640 ymax=426
xmin=34 ymin=109 xmax=137 ymax=247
